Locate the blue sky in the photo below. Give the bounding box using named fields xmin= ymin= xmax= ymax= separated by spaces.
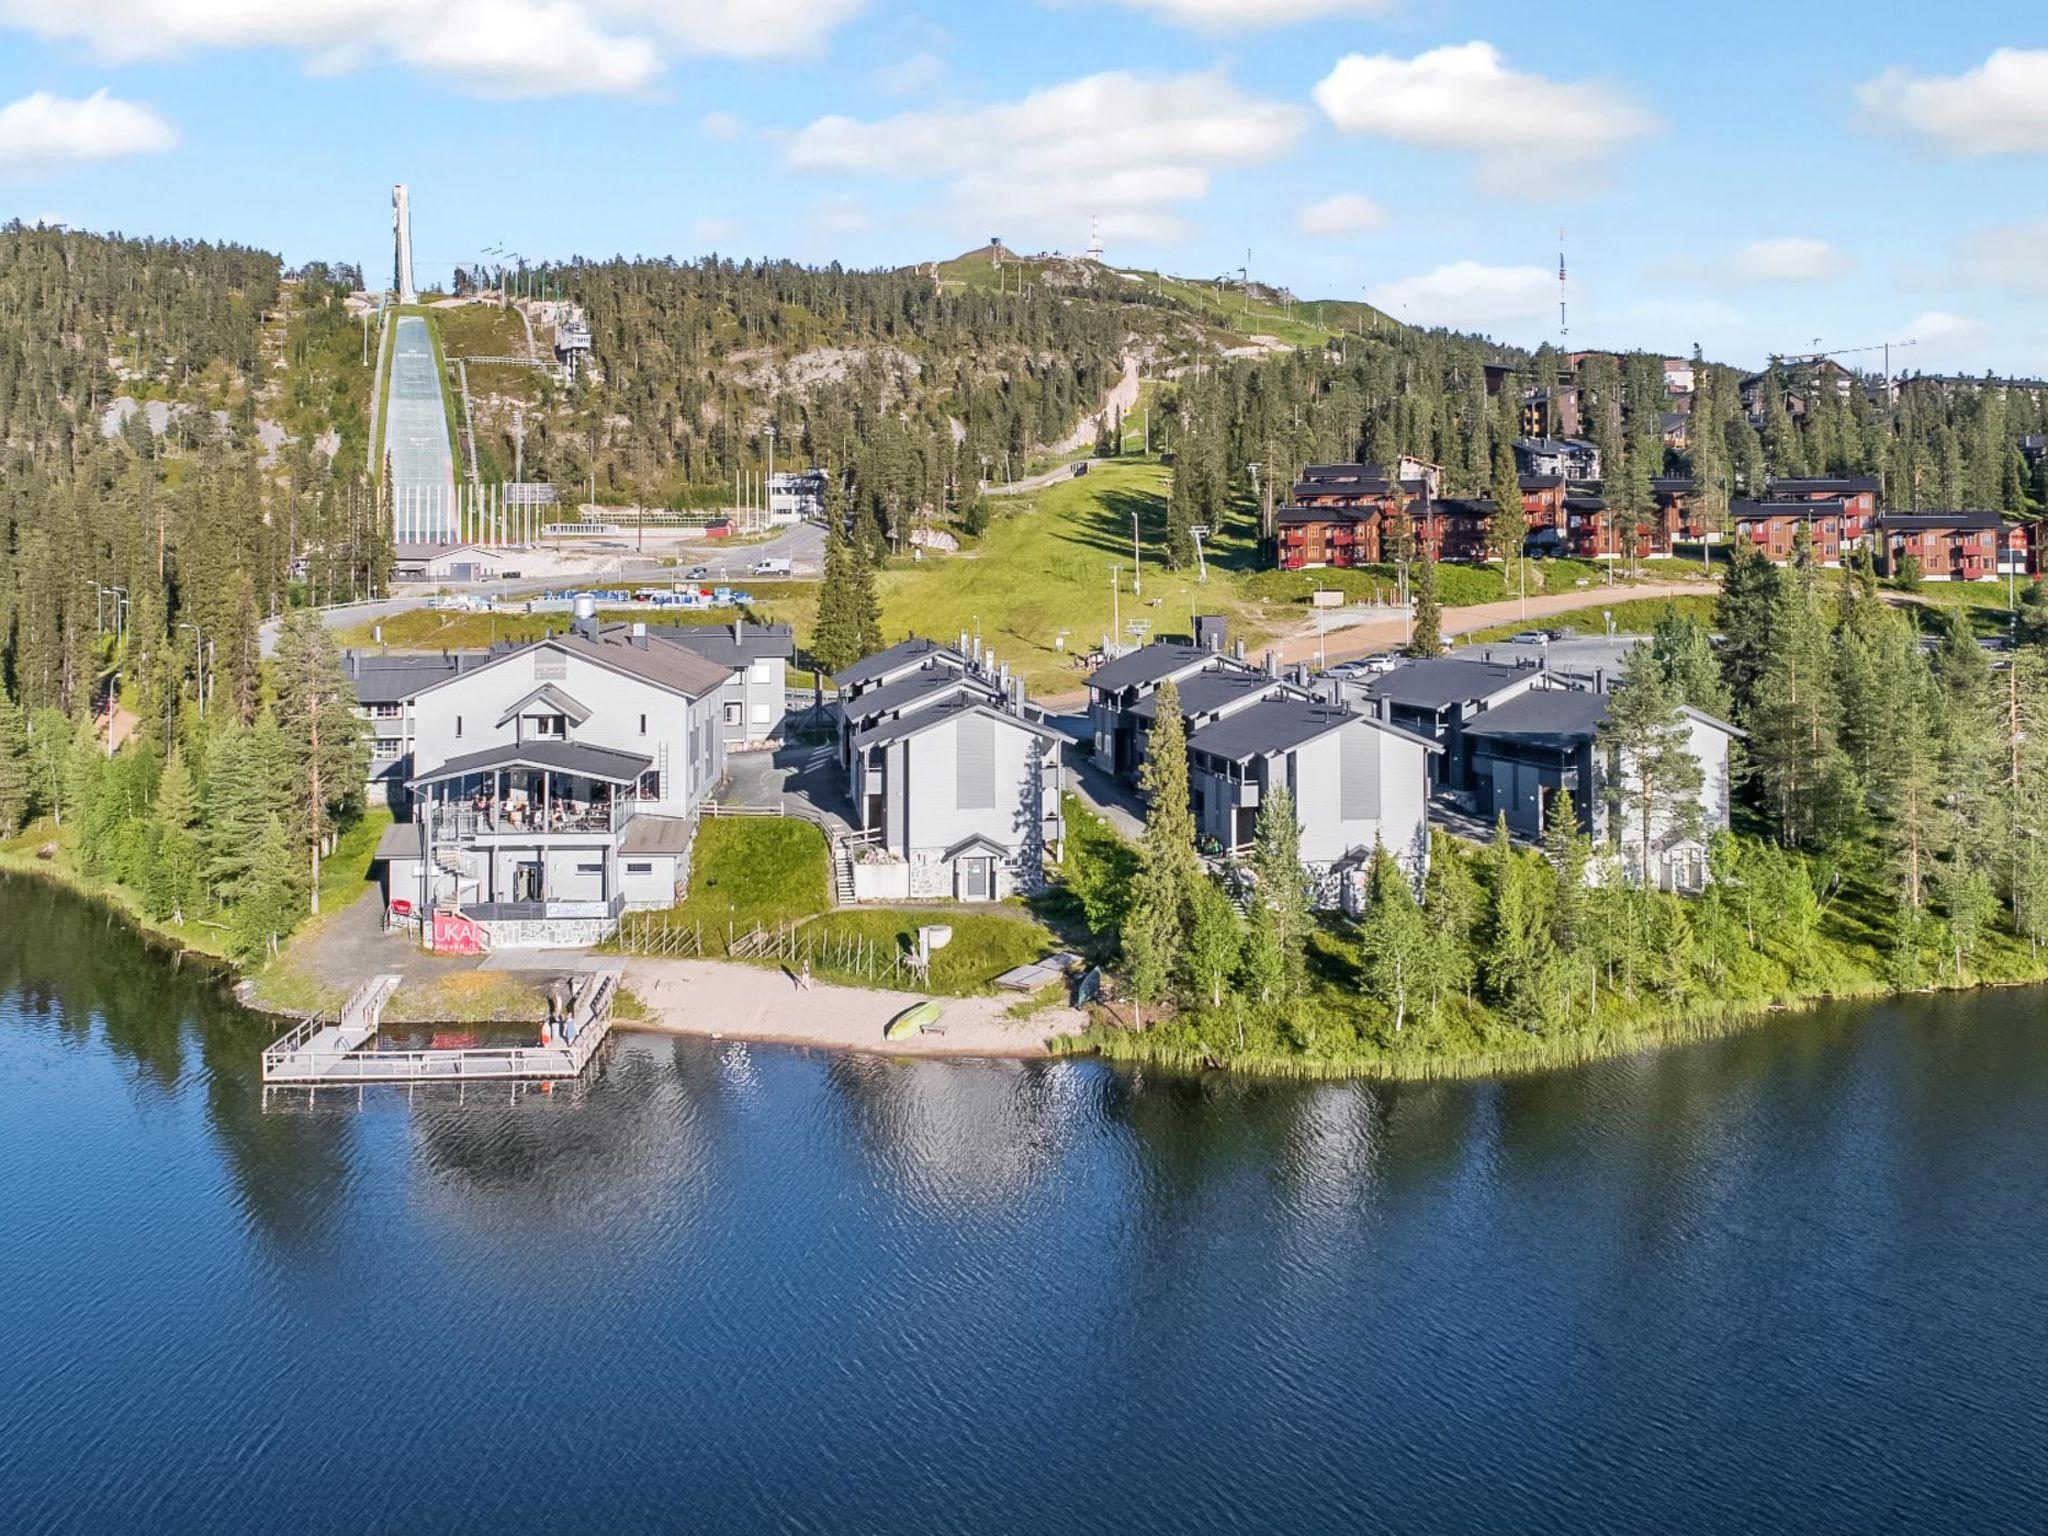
xmin=3 ymin=0 xmax=2045 ymax=374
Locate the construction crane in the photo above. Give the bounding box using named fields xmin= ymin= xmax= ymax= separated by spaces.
xmin=1783 ymin=338 xmax=1918 ymax=381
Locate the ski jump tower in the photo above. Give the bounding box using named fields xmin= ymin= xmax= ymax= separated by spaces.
xmin=392 ymin=184 xmax=418 ymax=304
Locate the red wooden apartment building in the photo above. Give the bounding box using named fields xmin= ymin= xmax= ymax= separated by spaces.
xmin=1875 ymin=513 xmax=2033 ymax=582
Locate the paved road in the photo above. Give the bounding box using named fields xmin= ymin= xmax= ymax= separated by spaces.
xmin=262 ymin=518 xmax=828 ymax=655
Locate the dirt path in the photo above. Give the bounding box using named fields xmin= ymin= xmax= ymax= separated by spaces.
xmin=1267 ymin=577 xmax=1721 ymax=667
xmin=1036 ymin=576 xmax=1720 ymax=709
xmin=625 ymin=957 xmax=1084 ymax=1059
xmin=1041 ymin=355 xmax=1140 ymax=458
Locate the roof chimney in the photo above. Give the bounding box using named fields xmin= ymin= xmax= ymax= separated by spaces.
xmin=631 ymin=621 xmax=647 ymax=648
xmin=732 ymin=617 xmax=744 ymax=643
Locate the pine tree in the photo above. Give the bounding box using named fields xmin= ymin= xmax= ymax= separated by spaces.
xmin=1481 ymin=815 xmax=1549 ymax=1014
xmin=1406 ymin=540 xmax=1444 ymax=658
xmin=1488 ymin=432 xmax=1523 ymax=563
xmin=232 ymin=811 xmax=305 ymax=959
xmin=272 ymin=608 xmax=367 ymax=913
xmin=846 ymin=516 xmax=884 ymax=657
xmin=61 ymin=710 xmax=103 ymax=858
xmin=25 ymin=709 xmax=72 ymax=823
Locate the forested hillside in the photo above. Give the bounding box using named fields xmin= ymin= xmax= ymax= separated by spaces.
xmin=0 ymin=225 xmax=374 ymax=961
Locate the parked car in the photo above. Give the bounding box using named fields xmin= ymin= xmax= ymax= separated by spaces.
xmin=1510 ymin=631 xmax=1549 ymax=645
xmin=752 ymin=558 xmax=793 ymax=576
xmin=684 ymin=564 xmax=711 ymax=580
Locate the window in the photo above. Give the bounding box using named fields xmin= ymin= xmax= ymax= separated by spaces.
xmin=455 ymin=715 xmax=463 ymax=738
xmin=724 ymin=702 xmax=743 ymax=726
xmin=626 ymin=861 xmax=652 ymax=875
xmin=749 ymin=661 xmax=771 ymax=683
xmin=576 ymin=862 xmax=603 ymax=876
xmin=639 ymin=713 xmax=647 ymax=735
xmin=750 ymin=703 xmax=770 ymax=725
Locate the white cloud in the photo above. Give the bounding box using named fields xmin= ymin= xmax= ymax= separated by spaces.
xmin=1859 ymin=48 xmax=2048 ymax=156
xmin=1366 ymin=261 xmax=1555 ymax=331
xmin=1727 ymin=237 xmax=1850 ymax=284
xmin=0 ymin=90 xmax=176 ymax=177
xmin=700 ymin=110 xmax=743 ymax=141
xmin=1952 ymin=219 xmax=2048 ymax=297
xmin=1298 ymin=192 xmax=1384 ymax=239
xmin=1657 ymin=236 xmax=1851 ymax=287
xmin=874 ymin=50 xmax=945 ymax=96
xmin=787 ymin=69 xmax=1302 ymax=248
xmin=1106 ymin=0 xmax=1394 ymax=26
xmin=1313 ymin=41 xmax=1657 ymax=192
xmin=690 ymin=216 xmax=742 ymax=246
xmin=0 ymin=0 xmax=866 ymax=95
xmin=810 ymin=193 xmax=875 ymax=237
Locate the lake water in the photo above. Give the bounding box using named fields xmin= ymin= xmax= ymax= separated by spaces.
xmin=5 ymin=873 xmax=2048 ymax=1534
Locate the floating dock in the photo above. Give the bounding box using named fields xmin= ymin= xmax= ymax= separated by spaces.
xmin=261 ymin=969 xmax=620 ymax=1085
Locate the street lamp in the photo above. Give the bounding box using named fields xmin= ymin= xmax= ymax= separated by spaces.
xmin=1190 ymin=524 xmax=1210 ymax=583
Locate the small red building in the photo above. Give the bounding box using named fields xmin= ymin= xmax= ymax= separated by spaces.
xmin=1876 ymin=513 xmax=2033 ymax=582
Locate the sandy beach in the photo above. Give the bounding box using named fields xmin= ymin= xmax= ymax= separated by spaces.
xmin=622 ymin=957 xmax=1087 ymax=1059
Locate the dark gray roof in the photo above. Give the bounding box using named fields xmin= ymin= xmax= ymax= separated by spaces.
xmin=555 ymin=628 xmax=732 ymax=698
xmin=1731 ymin=499 xmax=1847 ymax=518
xmin=618 ymin=814 xmax=695 ymax=856
xmin=1878 ymin=511 xmax=2012 ymax=531
xmin=1364 ymin=657 xmax=1533 ymax=712
xmin=833 ymin=636 xmax=965 ymax=689
xmin=1277 ymin=503 xmax=1378 ymax=525
xmin=1088 ymin=641 xmax=1218 ymax=695
xmin=841 ymin=664 xmax=999 ymax=725
xmin=1766 ymin=475 xmax=1880 ymax=495
xmin=652 ymin=620 xmax=794 ymax=668
xmin=1186 ymin=699 xmax=1368 ymax=762
xmin=410 ymin=739 xmax=654 ymax=785
xmin=1129 ymin=667 xmax=1277 ymax=722
xmin=1462 ymin=689 xmax=1612 ymax=749
xmin=855 ymin=694 xmax=1066 ymax=752
xmin=344 ymin=650 xmax=487 ymax=706
xmin=1464 ymin=690 xmax=1742 ymax=750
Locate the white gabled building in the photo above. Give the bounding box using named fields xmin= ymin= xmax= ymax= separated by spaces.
xmin=379 ymin=616 xmax=731 ymax=946
xmin=833 ymin=636 xmax=1065 ymax=903
xmin=1185 ymin=698 xmax=1438 ymax=911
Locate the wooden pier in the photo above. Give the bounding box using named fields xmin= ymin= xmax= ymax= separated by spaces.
xmin=261 ymin=968 xmax=621 ymax=1085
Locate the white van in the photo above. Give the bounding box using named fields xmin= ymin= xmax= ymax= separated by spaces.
xmin=751 ymin=557 xmax=793 ymax=576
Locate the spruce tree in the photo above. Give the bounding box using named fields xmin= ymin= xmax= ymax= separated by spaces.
xmin=1406 ymin=541 xmax=1444 ymax=658
xmin=0 ymin=697 xmax=28 ymax=834
xmin=1125 ymin=680 xmax=1201 ymax=1019
xmin=810 ymin=521 xmax=860 ymax=677
xmin=1542 ymin=788 xmax=1589 ymax=948
xmin=148 ymin=747 xmax=201 ymax=923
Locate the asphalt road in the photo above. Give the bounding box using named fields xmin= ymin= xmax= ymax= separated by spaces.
xmin=261 ymin=519 xmax=827 ymax=655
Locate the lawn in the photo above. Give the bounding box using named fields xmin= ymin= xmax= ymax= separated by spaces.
xmin=797 ymin=906 xmax=1056 ymax=996
xmin=1460 ymin=593 xmax=1722 ymax=645
xmin=616 ymin=817 xmax=832 ymax=944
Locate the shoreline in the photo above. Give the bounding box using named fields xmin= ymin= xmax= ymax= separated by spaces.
xmin=10 ymin=861 xmax=2047 ymax=1083
xmin=620 ymin=958 xmax=1084 ymax=1061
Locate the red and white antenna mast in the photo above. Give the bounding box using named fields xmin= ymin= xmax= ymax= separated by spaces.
xmin=1557 ymin=228 xmax=1568 ymax=342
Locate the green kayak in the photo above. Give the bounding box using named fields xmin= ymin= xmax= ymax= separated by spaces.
xmin=885 ymin=999 xmax=943 ymax=1041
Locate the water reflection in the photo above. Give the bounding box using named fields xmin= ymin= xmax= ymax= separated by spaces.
xmin=10 ymin=871 xmax=2048 ymax=1534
